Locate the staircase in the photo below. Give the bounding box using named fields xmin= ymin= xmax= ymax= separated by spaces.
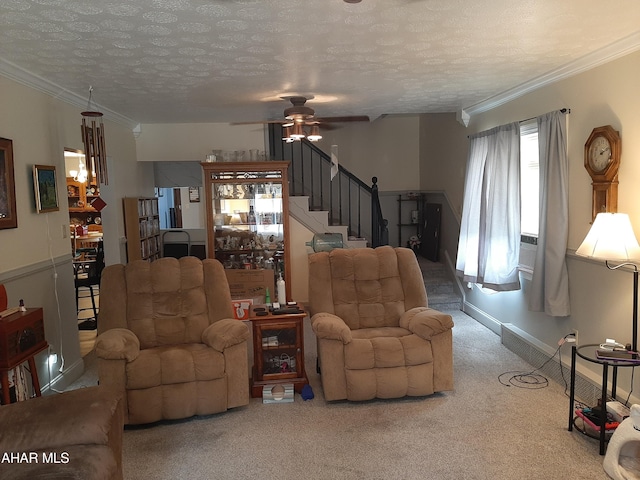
xmin=417 ymin=256 xmax=462 ymax=311
xmin=269 ymin=125 xmax=388 ymax=248
xmin=289 ymin=196 xmax=367 ymax=248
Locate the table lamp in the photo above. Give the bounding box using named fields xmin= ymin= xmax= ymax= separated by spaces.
xmin=576 ymin=213 xmax=640 ymax=352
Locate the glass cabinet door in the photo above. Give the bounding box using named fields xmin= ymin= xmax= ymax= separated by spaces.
xmin=259 ymin=324 xmax=300 ymax=378
xmin=212 ymin=181 xmax=284 ymax=271
xmin=202 ymin=161 xmax=291 ymax=302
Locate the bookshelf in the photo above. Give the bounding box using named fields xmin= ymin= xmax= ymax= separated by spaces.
xmin=123 ymin=197 xmax=161 ymax=262
xmin=397 ymin=193 xmax=423 ymax=249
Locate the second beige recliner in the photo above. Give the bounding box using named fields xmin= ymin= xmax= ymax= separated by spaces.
xmin=309 ymin=246 xmax=454 ymax=401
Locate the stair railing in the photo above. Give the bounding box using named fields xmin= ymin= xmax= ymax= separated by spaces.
xmin=269 ymin=125 xmax=388 ymax=246
xmin=370 ymin=176 xmax=388 ymax=247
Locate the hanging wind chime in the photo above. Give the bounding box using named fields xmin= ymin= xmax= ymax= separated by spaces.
xmin=81 ymin=86 xmax=108 ymax=185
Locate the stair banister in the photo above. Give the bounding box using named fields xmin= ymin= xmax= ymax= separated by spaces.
xmin=269 ymin=124 xmax=389 ymax=246
xmin=370 ymin=176 xmax=388 ymax=247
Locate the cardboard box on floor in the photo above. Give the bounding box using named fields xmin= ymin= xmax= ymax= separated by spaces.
xmin=225 ymin=269 xmax=275 ymax=305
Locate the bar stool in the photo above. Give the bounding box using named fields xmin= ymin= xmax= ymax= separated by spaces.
xmin=74 ymin=245 xmax=104 ymax=322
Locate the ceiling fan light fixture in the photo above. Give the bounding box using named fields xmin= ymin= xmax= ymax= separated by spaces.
xmin=290 ymin=123 xmax=305 ymax=140
xmin=307 ymin=125 xmax=322 ymax=142
xmin=284 ymin=96 xmax=315 ymax=121
xmin=282 ymin=126 xmax=295 ymax=143
xmin=238 ymin=96 xmax=367 ymax=140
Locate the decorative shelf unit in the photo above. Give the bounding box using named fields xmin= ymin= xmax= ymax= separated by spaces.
xmin=123 ymin=197 xmax=161 ymax=262
xmin=397 ymin=193 xmax=424 ymax=248
xmin=201 ymin=161 xmax=291 ymax=303
xmin=67 ymin=177 xmax=102 ymax=227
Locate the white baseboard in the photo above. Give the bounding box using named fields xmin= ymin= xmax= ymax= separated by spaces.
xmin=462 ymin=300 xmax=501 ymax=335
xmin=40 ymin=356 xmax=85 ymax=394
xmin=500 ymin=322 xmax=640 ymax=407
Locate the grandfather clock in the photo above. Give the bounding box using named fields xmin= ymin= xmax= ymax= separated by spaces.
xmin=584 ymin=125 xmax=621 ymax=222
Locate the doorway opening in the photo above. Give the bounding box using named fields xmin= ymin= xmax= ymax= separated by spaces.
xmin=64 ymin=149 xmax=104 ymax=356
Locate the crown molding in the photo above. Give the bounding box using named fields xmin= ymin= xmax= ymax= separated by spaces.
xmin=463 ymin=31 xmax=640 ymax=117
xmin=0 ymin=57 xmax=137 ymax=128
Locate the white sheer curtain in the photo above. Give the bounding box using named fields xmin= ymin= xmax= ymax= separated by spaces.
xmin=456 ymin=122 xmax=521 ymax=291
xmin=528 ymin=110 xmax=570 ymax=316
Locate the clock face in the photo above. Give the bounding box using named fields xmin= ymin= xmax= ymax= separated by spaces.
xmin=588 ymin=135 xmax=611 ymax=172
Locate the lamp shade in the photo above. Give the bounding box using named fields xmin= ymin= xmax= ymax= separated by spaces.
xmin=290 ymin=123 xmax=305 ymax=139
xmin=307 ymin=125 xmax=322 ymax=142
xmin=576 ymin=213 xmax=640 ymax=261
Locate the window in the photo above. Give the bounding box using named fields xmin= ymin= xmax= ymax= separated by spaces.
xmin=520 ymin=120 xmax=539 ymax=241
xmin=457 ymin=123 xmax=522 ymax=291
xmin=519 ymin=120 xmax=539 ymax=276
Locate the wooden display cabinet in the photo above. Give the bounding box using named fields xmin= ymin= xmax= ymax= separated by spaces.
xmin=123 ymin=197 xmax=161 ymax=262
xmin=248 ymin=304 xmax=308 ymax=398
xmin=67 ymin=177 xmax=101 ymax=226
xmin=201 ymin=161 xmax=291 ymax=303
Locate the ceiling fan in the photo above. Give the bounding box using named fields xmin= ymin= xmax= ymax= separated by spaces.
xmin=233 ymin=96 xmax=369 ymax=142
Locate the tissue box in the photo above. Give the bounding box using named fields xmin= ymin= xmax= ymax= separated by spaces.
xmin=231 ymin=299 xmax=253 ymax=320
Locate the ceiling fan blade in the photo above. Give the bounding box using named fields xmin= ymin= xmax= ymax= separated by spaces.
xmin=232 ymin=101 xmax=369 ymax=129
xmin=316 ymin=116 xmax=370 ymax=123
xmin=313 ymin=123 xmax=338 ymax=130
xmin=230 ymin=120 xmax=286 ymax=125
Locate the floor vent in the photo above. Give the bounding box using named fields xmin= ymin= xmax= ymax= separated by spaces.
xmin=501 ymin=324 xmax=601 ymax=407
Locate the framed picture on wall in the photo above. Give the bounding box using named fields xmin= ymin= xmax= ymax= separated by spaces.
xmin=0 ymin=138 xmax=17 ymax=229
xmin=189 ymin=186 xmax=200 ymax=203
xmin=33 ymin=164 xmax=59 ymax=213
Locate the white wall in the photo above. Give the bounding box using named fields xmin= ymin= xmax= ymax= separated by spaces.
xmin=419 ymin=113 xmax=469 ymax=218
xmin=289 ymin=217 xmax=315 ymax=303
xmin=315 ymin=115 xmax=421 ymax=192
xmin=178 ymin=187 xmax=206 ymax=229
xmin=459 ymin=49 xmax=640 ymax=398
xmin=0 ymin=75 xmax=147 ymax=388
xmin=135 ymin=123 xmax=266 ymax=162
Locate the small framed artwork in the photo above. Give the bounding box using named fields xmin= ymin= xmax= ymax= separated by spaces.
xmin=0 ymin=138 xmax=17 ymax=229
xmin=33 ymin=164 xmax=59 ymax=213
xmin=189 ymin=186 xmax=200 ymax=203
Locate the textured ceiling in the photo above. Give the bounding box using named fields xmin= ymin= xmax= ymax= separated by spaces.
xmin=1 ymin=0 xmax=640 ymax=125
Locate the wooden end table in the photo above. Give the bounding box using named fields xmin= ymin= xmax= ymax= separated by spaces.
xmin=0 ymin=307 xmax=48 ymax=405
xmin=248 ymin=303 xmax=308 ymax=398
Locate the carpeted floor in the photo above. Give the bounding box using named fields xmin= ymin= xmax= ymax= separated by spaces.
xmin=70 ymin=309 xmax=611 ymax=480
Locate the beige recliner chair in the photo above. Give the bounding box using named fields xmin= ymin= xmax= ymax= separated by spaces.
xmin=95 ymin=256 xmax=250 ymax=425
xmin=0 ymin=385 xmax=123 ymax=480
xmin=309 ymin=246 xmax=454 ymax=401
